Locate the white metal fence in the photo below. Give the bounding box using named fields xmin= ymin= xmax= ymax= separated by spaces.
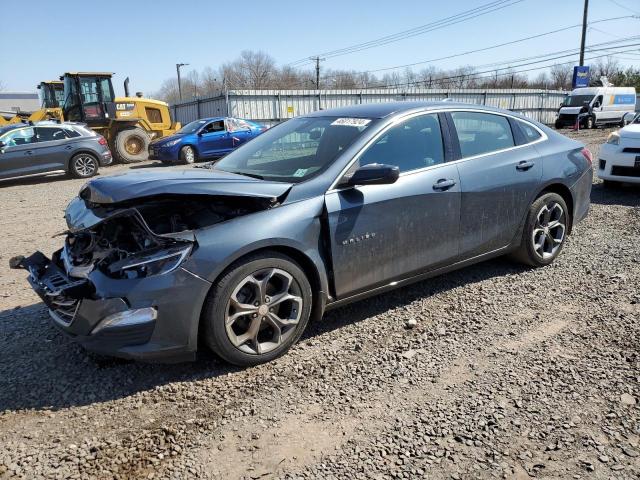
xmin=171 ymin=88 xmax=573 ymax=126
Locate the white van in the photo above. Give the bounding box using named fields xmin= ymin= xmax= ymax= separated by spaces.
xmin=555 ymin=86 xmax=636 ymax=129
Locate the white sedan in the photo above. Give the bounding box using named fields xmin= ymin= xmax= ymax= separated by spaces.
xmin=598 ymin=113 xmax=640 ymax=185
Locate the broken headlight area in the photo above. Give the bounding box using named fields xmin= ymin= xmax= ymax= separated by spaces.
xmin=62 ymin=194 xmax=273 ymax=280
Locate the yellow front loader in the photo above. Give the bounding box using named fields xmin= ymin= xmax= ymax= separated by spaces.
xmin=0 ymin=81 xmax=63 ymax=126
xmin=59 ymin=72 xmax=181 ymax=163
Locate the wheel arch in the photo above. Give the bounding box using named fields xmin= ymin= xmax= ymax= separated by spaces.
xmin=195 ymin=245 xmax=328 ymax=348
xmin=65 ymin=149 xmax=100 ymax=172
xmin=537 ymin=182 xmax=575 ymax=234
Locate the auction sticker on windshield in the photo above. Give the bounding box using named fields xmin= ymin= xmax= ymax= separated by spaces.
xmin=331 ymin=118 xmax=371 ymax=127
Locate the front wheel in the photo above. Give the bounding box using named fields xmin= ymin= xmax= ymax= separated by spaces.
xmin=512 ymin=193 xmax=569 ymax=267
xmin=69 ymin=153 xmax=99 ymax=179
xmin=179 ymin=145 xmax=197 ymax=164
xmin=586 ymin=116 xmax=595 ymax=129
xmin=114 ymin=127 xmax=150 ymax=163
xmin=202 ymin=252 xmax=313 ymax=366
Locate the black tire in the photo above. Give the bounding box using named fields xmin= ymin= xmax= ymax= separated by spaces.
xmin=554 ymin=120 xmax=563 ymax=130
xmin=512 ymin=192 xmax=570 ymax=267
xmin=586 ymin=116 xmax=595 ymax=129
xmin=202 ymin=251 xmax=313 ymax=366
xmin=113 ymin=127 xmax=150 ymax=163
xmin=179 ymin=145 xmax=197 ymax=164
xmin=68 ymin=153 xmax=99 ymax=179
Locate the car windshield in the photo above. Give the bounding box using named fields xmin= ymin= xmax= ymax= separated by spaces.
xmin=214 ymin=116 xmax=374 ymax=183
xmin=177 ymin=120 xmax=207 ymax=134
xmin=562 ymin=95 xmax=594 ymax=107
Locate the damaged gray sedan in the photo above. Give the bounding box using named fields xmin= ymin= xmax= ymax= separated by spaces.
xmin=12 ymin=102 xmax=592 ymax=366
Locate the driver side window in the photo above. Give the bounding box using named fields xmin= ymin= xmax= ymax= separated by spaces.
xmin=203 ymin=120 xmax=225 ymax=134
xmin=357 ymin=113 xmax=444 ymax=173
xmin=1 ymin=128 xmax=37 ymax=148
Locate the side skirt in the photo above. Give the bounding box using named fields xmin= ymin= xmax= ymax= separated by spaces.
xmin=324 ymin=245 xmax=513 ymax=311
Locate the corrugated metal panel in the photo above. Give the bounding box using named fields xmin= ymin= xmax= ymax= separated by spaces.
xmin=172 ymin=88 xmax=570 ymax=126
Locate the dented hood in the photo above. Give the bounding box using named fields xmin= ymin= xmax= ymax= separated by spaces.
xmin=79 ymin=169 xmax=293 ymax=204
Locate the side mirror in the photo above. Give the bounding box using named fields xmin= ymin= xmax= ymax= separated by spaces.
xmin=623 ymin=112 xmax=636 ymax=125
xmin=345 ymin=163 xmax=399 ymax=187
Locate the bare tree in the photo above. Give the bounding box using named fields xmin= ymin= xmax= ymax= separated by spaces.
xmin=590 ymin=56 xmax=622 ymax=85
xmin=549 ymin=64 xmax=573 ymax=90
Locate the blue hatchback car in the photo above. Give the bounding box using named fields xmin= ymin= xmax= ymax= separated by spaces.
xmin=149 ymin=117 xmax=266 ymax=164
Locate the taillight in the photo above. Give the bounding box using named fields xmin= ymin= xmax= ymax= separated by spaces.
xmin=580 ymin=147 xmax=592 ymax=167
xmin=97 ymin=136 xmax=107 ymax=146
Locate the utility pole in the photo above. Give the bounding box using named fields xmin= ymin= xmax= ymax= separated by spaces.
xmin=579 ymin=0 xmax=589 ymax=66
xmin=310 ymin=56 xmax=324 ymax=89
xmin=176 ymin=63 xmax=189 ymax=102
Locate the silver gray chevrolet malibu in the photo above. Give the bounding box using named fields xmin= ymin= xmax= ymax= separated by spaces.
xmin=12 ymin=102 xmax=592 ymax=366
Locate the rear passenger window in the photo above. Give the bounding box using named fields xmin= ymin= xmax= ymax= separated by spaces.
xmin=64 ymin=128 xmax=81 ymax=138
xmin=358 ymin=113 xmax=444 ymax=173
xmin=36 ymin=127 xmax=67 ymax=142
xmin=451 ymin=112 xmax=514 ymax=158
xmin=517 ymin=121 xmax=542 ymax=143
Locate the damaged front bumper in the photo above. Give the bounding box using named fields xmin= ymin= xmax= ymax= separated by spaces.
xmin=11 ymin=250 xmax=211 ymax=362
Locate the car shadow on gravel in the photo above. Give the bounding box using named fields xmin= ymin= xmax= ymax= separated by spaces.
xmin=591 ymin=181 xmax=640 ymax=207
xmin=0 ymin=257 xmax=527 ymax=413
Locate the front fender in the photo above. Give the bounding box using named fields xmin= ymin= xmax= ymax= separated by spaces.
xmin=183 ymin=196 xmax=330 ymax=295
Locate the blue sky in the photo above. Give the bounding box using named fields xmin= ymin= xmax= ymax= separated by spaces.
xmin=1 ymin=0 xmax=639 ymax=95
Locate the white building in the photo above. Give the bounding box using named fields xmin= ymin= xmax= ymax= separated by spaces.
xmin=0 ymin=92 xmax=40 ymax=117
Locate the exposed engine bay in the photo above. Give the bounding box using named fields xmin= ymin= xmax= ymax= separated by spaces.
xmin=62 ymin=195 xmax=276 ymax=280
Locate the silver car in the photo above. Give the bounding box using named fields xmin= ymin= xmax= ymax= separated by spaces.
xmin=0 ymin=122 xmax=112 ymax=181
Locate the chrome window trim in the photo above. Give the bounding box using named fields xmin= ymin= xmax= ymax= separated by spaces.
xmin=327 ymin=108 xmax=548 ymax=193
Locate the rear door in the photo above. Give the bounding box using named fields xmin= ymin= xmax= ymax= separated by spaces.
xmin=448 ymin=110 xmax=543 ymax=259
xmin=325 ymin=112 xmax=461 ymax=299
xmin=0 ymin=127 xmax=43 ymax=179
xmin=198 ymin=119 xmax=232 ymax=157
xmin=228 ymin=118 xmax=254 ymax=148
xmin=34 ymin=126 xmax=74 ymax=171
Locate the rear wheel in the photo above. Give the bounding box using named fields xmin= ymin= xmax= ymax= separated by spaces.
xmin=202 ymin=252 xmax=312 ymax=366
xmin=69 ymin=153 xmax=99 ymax=179
xmin=512 ymin=192 xmax=569 ymax=267
xmin=179 ymin=145 xmax=197 ymax=164
xmin=114 ymin=127 xmax=150 ymax=163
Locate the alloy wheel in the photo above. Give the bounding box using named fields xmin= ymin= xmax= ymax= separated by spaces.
xmin=74 ymin=155 xmax=97 ymax=177
xmin=225 ymin=268 xmax=303 ymax=355
xmin=184 ymin=147 xmax=195 ymax=162
xmin=532 ymin=201 xmax=566 ymax=260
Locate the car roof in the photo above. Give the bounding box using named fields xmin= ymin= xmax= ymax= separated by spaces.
xmin=303 ymin=101 xmax=516 ymax=119
xmin=0 ymin=123 xmax=28 ymax=135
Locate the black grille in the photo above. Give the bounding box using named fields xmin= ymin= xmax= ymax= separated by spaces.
xmin=599 ymin=159 xmax=606 ymax=170
xmin=611 ymin=166 xmax=640 ymax=178
xmin=622 ymin=147 xmax=640 ymax=154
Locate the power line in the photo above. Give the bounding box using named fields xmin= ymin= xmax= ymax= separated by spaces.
xmin=285 ymin=0 xmax=525 ymax=67
xmin=357 ymin=43 xmax=640 ymax=90
xmin=284 ymin=16 xmax=637 ymax=89
xmin=608 ymin=0 xmax=640 ymax=15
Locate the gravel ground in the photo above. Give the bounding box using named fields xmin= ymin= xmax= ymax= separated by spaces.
xmin=0 ymin=128 xmax=638 ymax=480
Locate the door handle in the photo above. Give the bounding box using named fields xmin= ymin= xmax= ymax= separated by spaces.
xmin=24 ymin=150 xmax=33 ymax=155
xmin=516 ymin=160 xmax=535 ymax=171
xmin=65 ymin=145 xmax=73 ymax=150
xmin=433 ymin=178 xmax=456 ymax=191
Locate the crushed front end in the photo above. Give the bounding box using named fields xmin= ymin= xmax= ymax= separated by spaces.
xmin=11 ymin=195 xmax=220 ymax=361
xmin=11 ymin=170 xmax=291 ymax=362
